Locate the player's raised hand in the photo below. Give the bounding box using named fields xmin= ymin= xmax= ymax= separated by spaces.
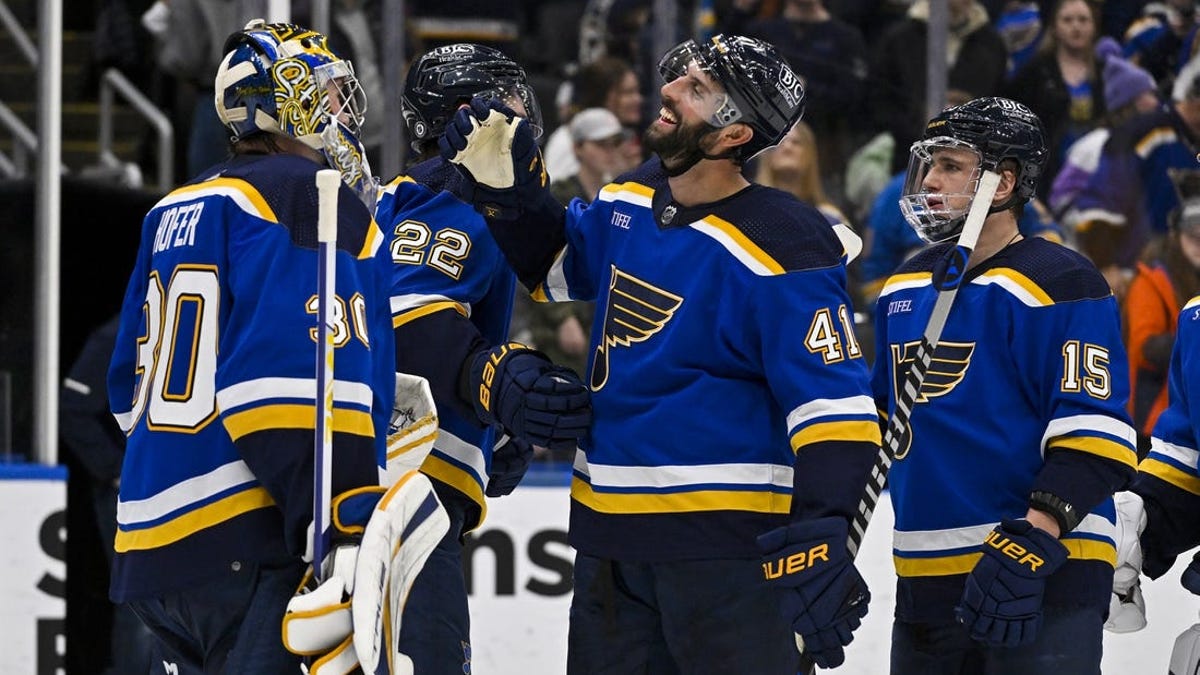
xmin=439 ymin=97 xmax=546 ymax=220
xmin=758 ymin=517 xmax=870 ymax=669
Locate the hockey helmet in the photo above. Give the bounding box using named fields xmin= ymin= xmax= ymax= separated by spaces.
xmin=214 ymin=20 xmax=366 ymax=149
xmin=900 ymin=97 xmax=1047 ymax=242
xmin=656 ymin=35 xmax=805 ymax=161
xmin=402 ymin=43 xmax=543 ymax=151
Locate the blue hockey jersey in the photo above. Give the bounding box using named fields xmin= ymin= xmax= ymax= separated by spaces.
xmin=107 ymin=153 xmax=395 ymax=601
xmin=872 ymin=238 xmax=1138 ymax=621
xmin=1136 ymin=295 xmax=1200 ymax=563
xmin=375 ymin=157 xmax=517 ymax=529
xmin=529 ymin=159 xmax=880 ymax=561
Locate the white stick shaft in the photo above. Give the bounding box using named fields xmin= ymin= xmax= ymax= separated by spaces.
xmin=798 ymin=169 xmax=1003 ymax=674
xmin=313 ymin=169 xmax=340 ymax=580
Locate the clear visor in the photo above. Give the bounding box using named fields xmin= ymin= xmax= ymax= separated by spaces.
xmin=477 ymin=83 xmax=544 ymax=140
xmin=898 ymin=137 xmax=983 ymax=243
xmin=315 ymin=59 xmax=367 ymax=136
xmin=657 ymin=41 xmax=743 ymax=128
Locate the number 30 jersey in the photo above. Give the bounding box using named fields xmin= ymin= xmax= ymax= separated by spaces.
xmin=107 ymin=153 xmax=395 ymax=602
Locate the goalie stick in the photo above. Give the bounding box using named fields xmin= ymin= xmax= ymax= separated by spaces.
xmin=797 ymin=168 xmax=1003 ymax=674
xmin=313 ymin=169 xmax=340 ymax=582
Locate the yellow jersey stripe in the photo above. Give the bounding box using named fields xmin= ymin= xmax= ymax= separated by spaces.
xmin=114 ymin=486 xmax=275 ymax=552
xmin=223 ymin=404 xmax=374 ymax=441
xmin=695 ymin=215 xmax=786 ymax=275
xmin=1050 ymin=435 xmax=1139 ymax=469
xmin=420 ymin=454 xmax=487 ymax=529
xmin=1141 ymin=457 xmax=1200 ymax=495
xmin=392 ymin=301 xmax=468 ymax=328
xmin=790 ymin=419 xmax=882 ymax=451
xmin=571 ymin=476 xmax=792 ymax=515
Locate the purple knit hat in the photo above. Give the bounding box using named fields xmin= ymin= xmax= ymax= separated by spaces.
xmin=1097 ymin=37 xmax=1157 ymax=111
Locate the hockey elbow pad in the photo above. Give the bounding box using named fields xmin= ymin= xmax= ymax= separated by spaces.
xmin=469 ymin=342 xmax=591 ymax=451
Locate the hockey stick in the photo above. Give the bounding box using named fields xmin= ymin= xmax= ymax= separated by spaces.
xmin=313 ymin=169 xmax=340 ymax=582
xmin=797 ymin=168 xmax=1003 ymax=674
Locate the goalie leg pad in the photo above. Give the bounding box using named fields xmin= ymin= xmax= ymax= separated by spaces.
xmin=353 ymin=470 xmax=451 ymax=674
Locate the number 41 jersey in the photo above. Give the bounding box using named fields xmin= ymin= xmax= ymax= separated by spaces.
xmin=107 ymin=153 xmax=395 ymax=602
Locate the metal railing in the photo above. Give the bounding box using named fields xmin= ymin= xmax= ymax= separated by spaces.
xmin=0 ymin=99 xmax=34 ymax=177
xmin=99 ymin=68 xmax=173 ymax=192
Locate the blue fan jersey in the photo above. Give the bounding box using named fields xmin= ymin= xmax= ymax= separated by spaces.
xmin=871 ymin=238 xmax=1138 ymax=621
xmin=107 ymin=153 xmax=395 ymax=602
xmin=375 ymin=157 xmax=516 ymax=529
xmin=532 ymin=159 xmax=880 ymax=561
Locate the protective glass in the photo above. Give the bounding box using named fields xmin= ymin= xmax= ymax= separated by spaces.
xmin=657 ymin=40 xmax=744 ymax=128
xmin=314 ymin=59 xmax=367 ymax=137
xmin=473 ymin=82 xmax=544 ymax=140
xmin=899 ymin=137 xmax=984 ymax=243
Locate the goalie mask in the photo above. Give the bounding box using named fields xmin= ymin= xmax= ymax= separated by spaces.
xmin=900 ymin=97 xmax=1047 ymax=243
xmin=656 ymin=35 xmax=805 ymax=162
xmin=402 ymin=43 xmax=543 ymax=152
xmin=215 ymin=20 xmax=366 ymax=147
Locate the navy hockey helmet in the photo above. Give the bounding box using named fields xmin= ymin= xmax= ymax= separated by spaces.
xmin=657 ymin=34 xmax=805 ymax=161
xmin=900 ymin=97 xmax=1047 ymax=242
xmin=402 ymin=43 xmax=543 ymax=151
xmin=213 ymin=20 xmax=366 ymax=149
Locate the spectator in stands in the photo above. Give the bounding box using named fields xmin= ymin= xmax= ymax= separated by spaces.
xmin=755 ymin=120 xmax=852 ymax=230
xmin=1049 ymin=38 xmax=1159 ymax=220
xmin=870 ymin=0 xmax=1008 ymax=173
xmin=995 ymin=1 xmax=1044 ymax=77
xmin=1004 ymin=0 xmax=1107 ymax=201
xmin=1122 ymin=0 xmax=1199 ymax=97
xmin=739 ymin=0 xmax=871 ymax=186
xmin=551 ymin=107 xmax=636 ymax=204
xmin=1068 ymin=67 xmax=1200 ymax=299
xmin=1124 ymin=192 xmax=1200 ymax=440
xmin=544 ymin=56 xmax=644 ymax=181
xmin=146 ymin=0 xmax=261 ymax=180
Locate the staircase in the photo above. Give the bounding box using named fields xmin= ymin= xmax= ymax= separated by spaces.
xmin=0 ymin=1 xmax=154 ymax=179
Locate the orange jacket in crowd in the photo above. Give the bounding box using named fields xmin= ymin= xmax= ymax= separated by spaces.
xmin=1123 ymin=261 xmax=1177 ymax=437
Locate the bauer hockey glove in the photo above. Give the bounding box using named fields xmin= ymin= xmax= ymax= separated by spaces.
xmin=469 ymin=342 xmax=591 ymax=451
xmin=956 ymin=518 xmax=1068 ymax=648
xmin=282 ymin=472 xmax=450 ymax=674
xmin=758 ymin=517 xmax=870 ymax=669
xmin=438 ymin=97 xmax=547 ymax=220
xmin=486 ymin=434 xmax=535 ymax=497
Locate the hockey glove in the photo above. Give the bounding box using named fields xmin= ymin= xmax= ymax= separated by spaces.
xmin=381 ymin=373 xmax=439 ymax=486
xmin=1182 ymin=551 xmax=1200 ymax=596
xmin=758 ymin=517 xmax=870 ymax=669
xmin=1106 ymin=491 xmax=1147 ymax=633
xmin=469 ymin=342 xmax=591 ymax=451
xmin=486 ymin=434 xmax=535 ymax=497
xmin=438 ymin=97 xmax=547 ymax=220
xmin=282 ymin=472 xmax=450 ymax=674
xmin=955 ymin=518 xmax=1068 ymax=647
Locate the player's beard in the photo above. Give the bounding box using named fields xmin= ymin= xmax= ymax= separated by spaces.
xmin=644 ymin=116 xmax=718 ymax=174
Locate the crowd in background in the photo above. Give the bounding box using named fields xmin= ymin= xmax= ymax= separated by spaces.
xmin=81 ymin=0 xmax=1200 ymax=473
